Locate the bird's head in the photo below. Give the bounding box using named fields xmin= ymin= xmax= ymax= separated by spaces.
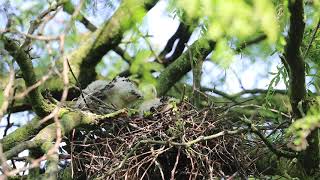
xmin=104 ymin=77 xmax=143 ymax=108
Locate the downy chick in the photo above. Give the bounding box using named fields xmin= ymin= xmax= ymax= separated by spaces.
xmin=75 ymin=77 xmax=143 ymax=114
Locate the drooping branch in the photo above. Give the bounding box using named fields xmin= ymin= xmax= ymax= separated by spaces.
xmin=158 ymin=22 xmax=193 ymax=66
xmin=242 ymin=118 xmax=297 ymax=158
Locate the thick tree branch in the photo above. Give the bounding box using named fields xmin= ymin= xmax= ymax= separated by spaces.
xmin=0 ymin=117 xmax=48 ymax=152
xmin=156 ymin=33 xmax=268 ymax=97
xmin=62 ymin=1 xmax=97 ymax=32
xmin=156 ymin=38 xmax=216 ymax=96
xmin=283 ymin=0 xmax=306 ymax=117
xmin=283 ymin=0 xmax=319 ymax=175
xmin=62 ymin=1 xmax=134 ymax=67
xmin=158 ymin=22 xmax=192 ymax=66
xmin=2 ymin=36 xmax=54 ymax=117
xmin=65 ymin=0 xmax=158 ymax=88
xmin=3 ymin=109 xmax=126 ymax=159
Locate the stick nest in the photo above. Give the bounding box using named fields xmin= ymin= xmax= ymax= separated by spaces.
xmin=68 ymin=101 xmax=262 ymax=179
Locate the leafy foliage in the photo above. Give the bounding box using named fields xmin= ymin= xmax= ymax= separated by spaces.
xmin=287 ymin=97 xmax=320 ymax=151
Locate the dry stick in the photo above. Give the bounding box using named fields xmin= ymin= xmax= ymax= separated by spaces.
xmin=45 ymin=0 xmax=85 ymax=169
xmin=60 ymin=0 xmax=87 ymax=107
xmin=7 ymin=153 xmax=48 ymax=176
xmin=0 ymin=29 xmax=60 ymax=41
xmin=139 ymin=147 xmax=166 ymax=180
xmin=45 ymin=45 xmax=66 ymax=157
xmin=21 ymin=1 xmax=63 ymax=50
xmin=70 ymin=129 xmax=75 ymax=178
xmin=106 ymin=129 xmax=244 ymax=176
xmin=4 ymin=88 xmax=17 ymax=136
xmin=14 ymin=71 xmax=53 ymax=100
xmin=0 ymin=62 xmax=15 ymax=121
xmin=41 ymin=1 xmax=86 ymax=174
xmin=170 ymin=147 xmax=181 ymax=180
xmin=0 ymin=144 xmax=10 ymax=176
xmin=48 ymin=35 xmax=68 ymax=154
xmin=66 ymin=58 xmax=88 ymax=107
xmin=154 ymin=159 xmax=165 ymax=180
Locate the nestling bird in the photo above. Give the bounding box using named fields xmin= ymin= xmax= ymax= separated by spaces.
xmin=75 ymin=77 xmax=143 ymax=114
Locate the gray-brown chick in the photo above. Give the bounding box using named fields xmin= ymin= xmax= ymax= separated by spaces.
xmin=75 ymin=77 xmax=143 ymax=114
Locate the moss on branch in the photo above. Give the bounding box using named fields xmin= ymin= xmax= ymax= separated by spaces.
xmin=283 ymin=0 xmax=319 ymax=175
xmin=0 ymin=117 xmax=42 ymax=152
xmin=156 ymin=38 xmax=215 ymax=96
xmin=2 ymin=36 xmax=54 ymax=117
xmin=283 ymin=0 xmax=306 ymax=117
xmin=2 ymin=109 xmax=125 ymax=159
xmin=65 ymin=0 xmax=158 ymax=87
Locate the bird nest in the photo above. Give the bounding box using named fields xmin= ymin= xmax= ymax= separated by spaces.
xmin=67 ymin=101 xmax=261 ymax=179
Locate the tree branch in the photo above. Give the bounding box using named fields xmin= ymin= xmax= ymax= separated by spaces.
xmin=242 ymin=118 xmax=297 ymax=158
xmin=2 ymin=36 xmax=54 ymax=117
xmin=283 ymin=0 xmax=306 ymax=117
xmin=158 ymin=22 xmax=192 ymax=66
xmin=283 ymin=0 xmax=319 ymax=175
xmin=62 ymin=1 xmax=97 ymax=32
xmin=156 ymin=38 xmax=216 ymax=96
xmin=66 ymin=0 xmax=158 ymax=87
xmin=2 ymin=109 xmax=126 ymax=159
xmin=235 ymin=34 xmax=267 ymax=52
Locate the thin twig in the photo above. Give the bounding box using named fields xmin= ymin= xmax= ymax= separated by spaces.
xmin=170 ymin=147 xmax=181 ymax=180
xmin=303 ymin=18 xmax=320 ymax=58
xmin=66 ymin=58 xmax=88 ymax=107
xmin=0 ymin=62 xmax=15 ymax=121
xmin=4 ymin=88 xmax=17 ymax=136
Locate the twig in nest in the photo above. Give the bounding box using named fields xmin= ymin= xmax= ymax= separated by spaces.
xmin=170 ymin=147 xmax=181 ymax=180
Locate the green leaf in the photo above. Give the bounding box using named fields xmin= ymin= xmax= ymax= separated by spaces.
xmin=210 ymin=39 xmax=235 ymax=68
xmin=176 ymin=0 xmax=200 ymax=17
xmin=130 ymin=50 xmax=152 ymax=74
xmin=254 ymin=0 xmax=279 ymax=43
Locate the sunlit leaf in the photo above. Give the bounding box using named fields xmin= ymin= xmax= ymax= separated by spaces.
xmin=210 ymin=39 xmax=235 ymax=68
xmin=254 ymin=0 xmax=279 ymax=43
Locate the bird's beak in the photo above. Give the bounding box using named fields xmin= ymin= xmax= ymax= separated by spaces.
xmin=137 ymin=93 xmax=143 ymax=99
